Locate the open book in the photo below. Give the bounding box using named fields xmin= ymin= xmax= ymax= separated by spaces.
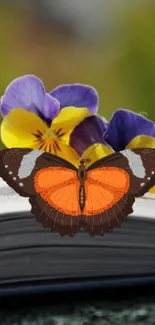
xmin=0 ymin=178 xmax=155 ymax=296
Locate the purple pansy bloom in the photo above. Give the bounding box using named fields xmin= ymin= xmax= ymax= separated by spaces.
xmin=70 ymin=115 xmax=107 ymax=155
xmin=105 ymin=109 xmax=155 ymax=150
xmin=1 ymin=74 xmax=99 ymax=122
xmin=0 ymin=75 xmax=100 ymax=164
xmin=50 ymin=84 xmax=98 ymax=113
xmin=70 ymin=108 xmax=155 ymax=155
xmin=2 ymin=74 xmax=155 ymax=162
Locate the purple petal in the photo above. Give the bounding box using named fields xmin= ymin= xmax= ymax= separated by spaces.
xmin=50 ymin=84 xmax=99 ymax=114
xmin=105 ymin=109 xmax=155 ymax=151
xmin=1 ymin=75 xmax=46 ymax=117
xmin=70 ymin=115 xmax=107 ymax=155
xmin=43 ymin=94 xmax=60 ymax=120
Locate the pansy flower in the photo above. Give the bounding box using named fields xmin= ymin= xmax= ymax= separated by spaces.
xmin=104 ymin=109 xmax=155 ymax=151
xmin=0 ymin=75 xmax=101 ymax=166
xmin=70 ymin=108 xmax=155 ymax=192
xmin=70 ymin=108 xmax=155 ymax=156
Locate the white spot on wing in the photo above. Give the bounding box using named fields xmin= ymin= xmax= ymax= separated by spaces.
xmin=120 ymin=150 xmax=146 ymax=178
xmin=18 ymin=150 xmax=43 ymax=179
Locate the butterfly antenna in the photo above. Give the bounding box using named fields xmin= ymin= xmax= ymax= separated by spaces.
xmin=85 ymin=132 xmax=114 ymax=160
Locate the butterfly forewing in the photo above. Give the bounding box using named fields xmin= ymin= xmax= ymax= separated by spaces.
xmin=88 ymin=148 xmax=155 ymax=197
xmin=0 ymin=148 xmax=77 ymax=197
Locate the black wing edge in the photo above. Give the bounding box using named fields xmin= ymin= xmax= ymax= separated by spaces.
xmin=0 ymin=148 xmax=78 ymax=171
xmin=87 ymin=148 xmax=155 ymax=171
xmin=0 ymin=148 xmax=78 ymax=198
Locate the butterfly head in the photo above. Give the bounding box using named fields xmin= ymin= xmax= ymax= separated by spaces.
xmin=78 ymin=157 xmax=91 ymax=168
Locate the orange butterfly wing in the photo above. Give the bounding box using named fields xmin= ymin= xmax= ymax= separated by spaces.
xmin=80 ymin=167 xmax=132 ymax=235
xmin=33 ymin=165 xmax=131 ymax=236
xmin=34 ymin=167 xmax=81 ymax=216
xmin=84 ymin=167 xmax=130 ymax=216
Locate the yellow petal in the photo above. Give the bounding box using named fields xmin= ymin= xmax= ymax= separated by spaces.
xmin=149 ymin=186 xmax=155 ymax=194
xmin=51 ymin=106 xmax=91 ymax=143
xmin=126 ymin=135 xmax=155 ymax=149
xmin=55 ymin=140 xmax=80 ymax=167
xmin=1 ymin=108 xmax=48 ymax=148
xmin=80 ymin=143 xmax=114 ymax=168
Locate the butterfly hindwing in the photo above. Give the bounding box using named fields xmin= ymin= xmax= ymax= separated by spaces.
xmin=30 ymin=195 xmax=81 ymax=237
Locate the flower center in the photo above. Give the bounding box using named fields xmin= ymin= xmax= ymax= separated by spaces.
xmin=42 ymin=128 xmax=56 ymax=140
xmin=32 ymin=128 xmax=61 ymax=154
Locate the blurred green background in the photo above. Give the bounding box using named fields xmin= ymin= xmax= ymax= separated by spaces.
xmin=0 ymin=0 xmax=155 ymax=149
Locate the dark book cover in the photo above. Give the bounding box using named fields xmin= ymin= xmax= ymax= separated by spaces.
xmin=0 ymin=179 xmax=155 ymax=296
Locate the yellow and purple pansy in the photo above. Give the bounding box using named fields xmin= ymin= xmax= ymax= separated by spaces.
xmin=70 ymin=108 xmax=155 ymax=154
xmin=1 ymin=74 xmax=155 ymax=186
xmin=0 ymin=75 xmax=106 ymax=166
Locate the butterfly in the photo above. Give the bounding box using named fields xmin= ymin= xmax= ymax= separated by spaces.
xmin=0 ymin=147 xmax=155 ymax=236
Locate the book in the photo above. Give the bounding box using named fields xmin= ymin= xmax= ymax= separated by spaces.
xmin=0 ymin=178 xmax=155 ymax=296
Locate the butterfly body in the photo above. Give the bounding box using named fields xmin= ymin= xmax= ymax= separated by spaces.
xmin=0 ymin=147 xmax=155 ymax=236
xmin=77 ymin=159 xmax=87 ymax=212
